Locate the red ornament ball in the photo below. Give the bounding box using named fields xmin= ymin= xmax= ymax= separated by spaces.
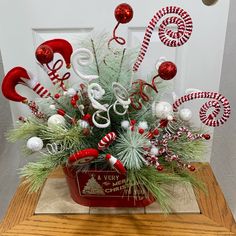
xmin=35 ymin=45 xmax=54 ymax=64
xmin=57 ymin=109 xmax=66 ymax=116
xmin=188 ymin=165 xmax=196 ymax=172
xmin=54 ymin=93 xmax=60 ymax=99
xmin=158 ymin=61 xmax=177 ymax=80
xmin=157 ymin=165 xmax=164 ymax=171
xmin=203 ymin=134 xmax=211 ymax=140
xmin=115 ymin=3 xmax=133 ymax=24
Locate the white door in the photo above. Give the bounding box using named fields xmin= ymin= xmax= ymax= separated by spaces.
xmin=0 ymin=0 xmax=230 ymax=161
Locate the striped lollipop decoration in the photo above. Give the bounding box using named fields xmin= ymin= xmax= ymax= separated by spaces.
xmin=133 ymin=6 xmax=193 ymax=72
xmin=172 ymin=92 xmax=231 ymax=127
xmin=98 ymin=132 xmax=117 ymax=150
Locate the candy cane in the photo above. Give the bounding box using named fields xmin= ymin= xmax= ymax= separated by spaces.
xmin=98 ymin=132 xmax=117 ymax=150
xmin=133 ymin=6 xmax=193 ymax=72
xmin=173 ymin=92 xmax=231 ymax=127
xmin=105 ymin=154 xmax=126 ymax=175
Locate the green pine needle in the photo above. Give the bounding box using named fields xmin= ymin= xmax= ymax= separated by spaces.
xmin=20 ymin=153 xmax=67 ymax=192
xmin=168 ymin=134 xmax=207 ymax=161
xmin=6 ymin=119 xmax=46 ymax=142
xmin=126 ymin=166 xmax=205 ymax=213
xmin=115 ymin=130 xmax=150 ymax=170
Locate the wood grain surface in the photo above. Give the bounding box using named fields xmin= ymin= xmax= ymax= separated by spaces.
xmin=0 ymin=163 xmax=235 ymax=236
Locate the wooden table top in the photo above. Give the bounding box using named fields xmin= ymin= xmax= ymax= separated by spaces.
xmin=0 ymin=163 xmax=236 ymax=236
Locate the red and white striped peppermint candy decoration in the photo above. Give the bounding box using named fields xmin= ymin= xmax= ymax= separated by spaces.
xmin=173 ymin=92 xmax=231 ymax=127
xmin=98 ymin=132 xmax=117 ymax=150
xmin=133 ymin=6 xmax=193 ymax=72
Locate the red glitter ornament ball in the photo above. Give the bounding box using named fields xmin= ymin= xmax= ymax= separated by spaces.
xmin=35 ymin=45 xmax=54 ymax=64
xmin=158 ymin=61 xmax=177 ymax=80
xmin=115 ymin=3 xmax=133 ymax=24
xmin=157 ymin=165 xmax=164 ymax=171
xmin=203 ymin=134 xmax=211 ymax=140
xmin=189 ymin=165 xmax=196 ymax=172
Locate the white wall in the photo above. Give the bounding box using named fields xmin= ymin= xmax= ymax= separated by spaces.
xmin=211 ymin=0 xmax=236 ymax=219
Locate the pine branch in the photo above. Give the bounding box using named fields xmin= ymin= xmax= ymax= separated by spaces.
xmin=20 ymin=153 xmax=67 ymax=192
xmin=116 ymin=48 xmax=126 ymax=82
xmin=115 ymin=130 xmax=150 ymax=169
xmin=91 ymin=39 xmax=100 ymax=76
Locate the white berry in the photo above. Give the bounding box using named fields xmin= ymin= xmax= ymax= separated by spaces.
xmin=138 ymin=121 xmax=148 ymax=130
xmin=67 ymin=88 xmax=77 ymax=97
xmin=179 ymin=108 xmax=192 ymax=121
xmin=27 ymin=137 xmax=43 ymax=152
xmin=121 ymin=120 xmax=130 ymax=129
xmin=150 ymin=146 xmax=159 ymax=156
xmin=167 ymin=115 xmax=174 ymax=121
xmin=49 ymin=104 xmax=56 ymax=110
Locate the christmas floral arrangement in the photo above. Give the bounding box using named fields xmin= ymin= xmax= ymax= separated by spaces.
xmin=1 ymin=4 xmax=231 ymax=211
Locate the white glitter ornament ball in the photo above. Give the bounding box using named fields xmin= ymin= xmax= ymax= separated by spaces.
xmin=152 ymin=101 xmax=173 ymax=119
xmin=150 ymin=146 xmax=159 ymax=156
xmin=179 ymin=108 xmax=192 ymax=121
xmin=121 ymin=120 xmax=130 ymax=129
xmin=27 ymin=137 xmax=43 ymax=152
xmin=47 ymin=114 xmax=66 ymax=128
xmin=67 ymin=88 xmax=77 ymax=97
xmin=138 ymin=121 xmax=148 ymax=130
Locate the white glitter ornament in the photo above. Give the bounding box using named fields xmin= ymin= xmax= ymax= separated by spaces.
xmin=152 ymin=101 xmax=173 ymax=119
xmin=27 ymin=137 xmax=43 ymax=152
xmin=78 ymin=119 xmax=89 ymax=128
xmin=150 ymin=146 xmax=159 ymax=156
xmin=121 ymin=120 xmax=130 ymax=129
xmin=47 ymin=114 xmax=66 ymax=128
xmin=67 ymin=88 xmax=77 ymax=97
xmin=179 ymin=108 xmax=192 ymax=121
xmin=138 ymin=121 xmax=148 ymax=130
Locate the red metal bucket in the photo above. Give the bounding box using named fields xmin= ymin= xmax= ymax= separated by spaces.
xmin=63 ymin=166 xmax=155 ymax=207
